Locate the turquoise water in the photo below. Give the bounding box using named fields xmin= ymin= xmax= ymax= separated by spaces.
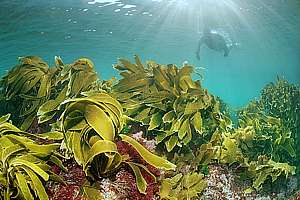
xmin=0 ymin=0 xmax=299 ymax=107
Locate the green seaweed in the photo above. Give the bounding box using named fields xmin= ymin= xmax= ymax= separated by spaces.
xmin=159 ymin=172 xmax=207 ymax=200
xmin=247 ymin=156 xmax=296 ymax=190
xmin=237 ymin=102 xmax=296 ymax=163
xmin=259 ymin=77 xmax=300 ymax=176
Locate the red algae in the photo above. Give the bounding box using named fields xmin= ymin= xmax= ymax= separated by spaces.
xmin=116 ymin=140 xmax=160 ymax=177
xmin=47 ymin=159 xmax=86 ymax=200
xmin=115 ymin=137 xmax=161 ymax=200
xmin=114 ymin=168 xmax=159 ymax=200
xmin=61 ymin=161 xmax=86 ymax=185
xmin=47 ymin=184 xmax=83 ymax=200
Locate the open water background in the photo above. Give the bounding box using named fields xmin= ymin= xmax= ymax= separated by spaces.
xmin=0 ymin=0 xmax=299 ymax=107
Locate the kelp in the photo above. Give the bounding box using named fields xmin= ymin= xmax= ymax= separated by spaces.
xmin=112 ymin=56 xmax=298 ymax=193
xmin=120 ymin=134 xmax=176 ymax=171
xmin=171 ymin=115 xmax=297 ymax=192
xmin=0 ymin=56 xmax=176 ymax=196
xmin=159 ymin=172 xmax=207 ymax=200
xmin=260 ymin=77 xmax=300 ymax=137
xmin=171 ymin=141 xmax=217 ymax=174
xmin=60 ymin=92 xmax=175 ymax=193
xmin=237 ymin=103 xmax=296 ymax=163
xmin=246 ymin=156 xmax=296 ymax=190
xmin=0 ymin=114 xmax=64 ymax=200
xmin=0 ymin=56 xmax=57 ymax=130
xmin=112 ymin=55 xmax=224 ymax=153
xmin=0 ymin=56 xmax=98 ymax=130
xmin=170 ymin=100 xmax=298 ymax=191
xmin=259 ymin=77 xmax=300 ymax=169
xmin=214 ymin=132 xmax=245 ymax=165
xmin=38 ymin=57 xmax=98 ymax=124
xmin=203 ymin=105 xmax=297 ymax=189
xmin=60 ymin=92 xmax=123 ymax=172
xmin=233 ymin=78 xmax=300 ymax=189
xmin=1 ymin=55 xmax=299 ymax=198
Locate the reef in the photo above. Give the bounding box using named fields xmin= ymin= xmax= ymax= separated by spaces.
xmin=0 ymin=55 xmax=299 ymax=199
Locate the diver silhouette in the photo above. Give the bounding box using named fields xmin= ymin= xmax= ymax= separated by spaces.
xmin=196 ymin=28 xmax=233 ymax=60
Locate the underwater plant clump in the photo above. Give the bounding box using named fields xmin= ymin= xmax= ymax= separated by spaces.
xmin=215 ymin=110 xmax=297 ymax=189
xmin=37 ymin=56 xmax=98 ymax=125
xmin=260 ymin=77 xmax=300 ymax=133
xmin=234 ymin=78 xmax=300 ymax=191
xmin=111 ymin=55 xmax=229 ymax=155
xmin=0 ymin=114 xmax=64 ymax=200
xmin=0 ymin=56 xmax=55 ymax=130
xmin=0 ymin=56 xmax=177 ymax=199
xmin=1 ymin=55 xmax=299 ymax=199
xmin=237 ymin=108 xmax=296 ymax=163
xmin=59 ymin=92 xmax=175 ymax=195
xmin=0 ymin=56 xmax=99 ymax=131
xmin=259 ymin=77 xmax=300 ymax=166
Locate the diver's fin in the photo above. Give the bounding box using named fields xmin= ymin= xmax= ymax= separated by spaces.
xmin=224 ymin=44 xmax=232 ymax=57
xmin=196 ymin=39 xmax=203 ymax=60
xmin=224 ymin=49 xmax=229 ymax=57
xmin=196 ymin=51 xmax=201 ymax=60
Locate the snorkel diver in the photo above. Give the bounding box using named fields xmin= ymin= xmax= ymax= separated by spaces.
xmin=196 ymin=28 xmax=233 ymax=60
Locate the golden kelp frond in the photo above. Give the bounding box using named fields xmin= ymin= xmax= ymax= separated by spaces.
xmin=237 ymin=105 xmax=296 ymax=162
xmin=60 ymin=93 xmax=123 ymax=174
xmin=65 ymin=58 xmax=97 ymax=97
xmin=112 ymin=55 xmax=220 ymax=153
xmin=113 ymin=55 xmax=203 ymax=96
xmin=37 ymin=57 xmax=98 ymax=124
xmin=60 ymin=92 xmax=175 ymax=194
xmin=159 ymin=172 xmax=207 ymax=200
xmin=0 ymin=56 xmax=99 ymax=131
xmin=247 ymin=156 xmax=296 ymax=190
xmin=0 ymin=114 xmax=63 ymax=200
xmin=0 ymin=56 xmax=56 ymax=130
xmin=1 ymin=55 xmax=298 ymax=198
